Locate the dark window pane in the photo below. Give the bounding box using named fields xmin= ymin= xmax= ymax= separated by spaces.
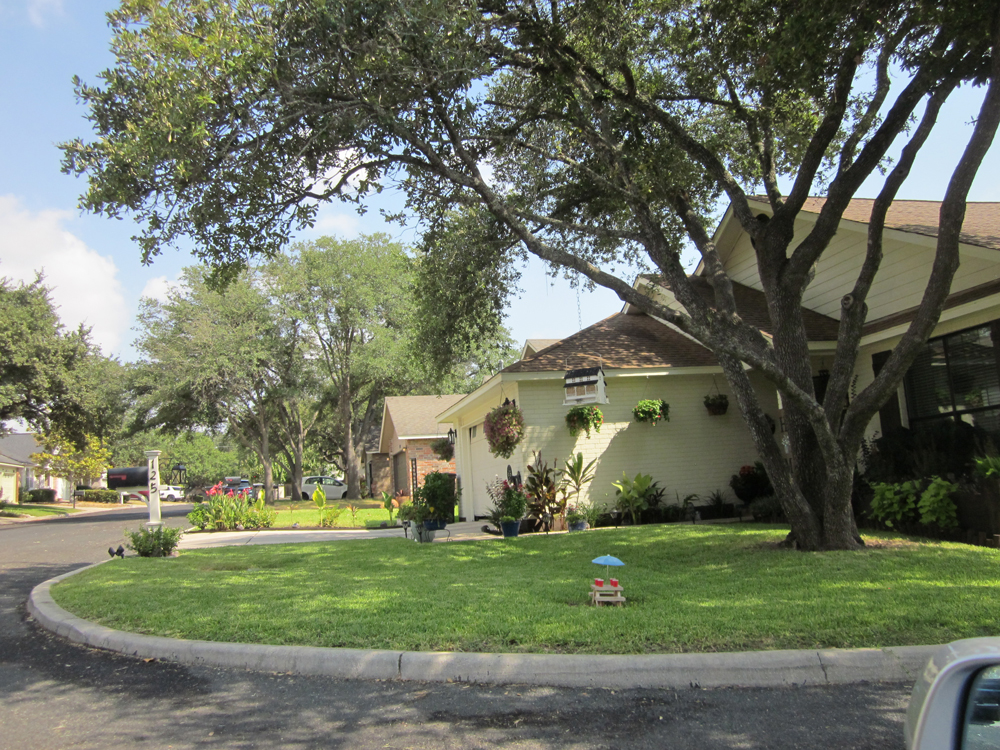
xmin=947 ymin=326 xmax=1000 ymax=412
xmin=905 ymin=338 xmax=950 ymax=420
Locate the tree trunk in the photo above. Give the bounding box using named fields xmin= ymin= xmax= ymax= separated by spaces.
xmin=340 ymin=373 xmax=362 ymax=499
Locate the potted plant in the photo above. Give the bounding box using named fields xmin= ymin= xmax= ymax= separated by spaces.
xmin=397 ymin=497 xmax=434 ymax=542
xmin=729 ymin=462 xmax=773 ymax=505
xmin=430 ymin=437 xmax=454 ymax=462
xmin=496 ymin=481 xmax=527 ymax=537
xmin=632 ymin=399 xmax=669 ymax=425
xmin=484 ymin=399 xmax=525 ymax=459
xmin=524 ymin=452 xmax=565 ymax=531
xmin=566 ymin=508 xmax=587 ymax=531
xmin=566 ymin=405 xmax=603 ymax=438
xmin=417 ymin=471 xmax=456 ymax=530
xmin=704 ymin=393 xmax=729 ymax=415
xmin=500 ymin=515 xmax=521 ymax=537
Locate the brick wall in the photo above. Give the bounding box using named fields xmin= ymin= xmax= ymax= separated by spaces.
xmin=407 ymin=438 xmax=456 ymax=489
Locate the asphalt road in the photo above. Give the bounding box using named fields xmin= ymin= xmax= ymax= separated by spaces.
xmin=0 ymin=506 xmax=913 ymax=749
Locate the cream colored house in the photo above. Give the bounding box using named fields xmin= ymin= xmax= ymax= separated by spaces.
xmin=439 ymin=198 xmax=1000 ymax=521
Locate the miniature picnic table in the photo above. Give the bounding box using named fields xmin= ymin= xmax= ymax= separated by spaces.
xmin=590 ymin=582 xmax=626 ymax=606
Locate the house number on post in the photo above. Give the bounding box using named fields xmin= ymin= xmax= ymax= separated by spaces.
xmin=144 ymin=450 xmax=163 ymax=530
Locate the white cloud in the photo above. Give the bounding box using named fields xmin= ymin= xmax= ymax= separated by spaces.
xmin=26 ymin=0 xmax=63 ymax=27
xmin=140 ymin=274 xmax=181 ymax=304
xmin=0 ymin=195 xmax=128 ymax=356
xmin=309 ymin=208 xmax=362 ymax=238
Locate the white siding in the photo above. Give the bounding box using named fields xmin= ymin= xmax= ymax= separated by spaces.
xmin=516 ymin=373 xmax=778 ymax=512
xmin=722 ymin=222 xmax=1000 ymax=323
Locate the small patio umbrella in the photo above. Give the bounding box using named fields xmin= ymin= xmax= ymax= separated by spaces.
xmin=592 ymin=554 xmax=625 ymax=582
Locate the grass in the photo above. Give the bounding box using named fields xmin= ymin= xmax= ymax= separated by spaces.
xmin=266 ymin=503 xmax=398 ymax=528
xmin=1 ymin=505 xmax=75 ymax=518
xmin=51 ymin=524 xmax=1000 ymax=655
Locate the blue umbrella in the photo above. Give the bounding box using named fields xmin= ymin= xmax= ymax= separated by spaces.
xmin=592 ymin=555 xmax=624 ymax=582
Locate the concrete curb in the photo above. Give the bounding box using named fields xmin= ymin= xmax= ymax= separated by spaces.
xmin=28 ymin=562 xmax=938 ymax=689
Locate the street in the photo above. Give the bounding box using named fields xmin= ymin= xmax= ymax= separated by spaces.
xmin=0 ymin=507 xmax=912 ymax=749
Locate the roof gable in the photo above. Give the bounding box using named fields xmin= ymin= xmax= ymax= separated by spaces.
xmin=0 ymin=434 xmax=41 ymax=466
xmin=382 ymin=394 xmax=466 ymax=443
xmin=504 ymin=313 xmax=718 ymax=373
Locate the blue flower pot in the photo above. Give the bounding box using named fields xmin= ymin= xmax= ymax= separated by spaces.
xmin=501 ymin=520 xmax=520 ymax=538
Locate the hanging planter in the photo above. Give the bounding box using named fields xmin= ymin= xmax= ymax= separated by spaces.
xmin=566 ymin=405 xmax=603 ymax=438
xmin=703 ymin=393 xmax=729 ymax=416
xmin=632 ymin=399 xmax=670 ymax=425
xmin=483 ymin=399 xmax=525 ymax=459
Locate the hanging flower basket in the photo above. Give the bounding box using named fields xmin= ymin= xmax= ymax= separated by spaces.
xmin=632 ymin=399 xmax=670 ymax=425
xmin=484 ymin=400 xmax=525 ymax=459
xmin=703 ymin=393 xmax=729 ymax=416
xmin=566 ymin=405 xmax=603 ymax=438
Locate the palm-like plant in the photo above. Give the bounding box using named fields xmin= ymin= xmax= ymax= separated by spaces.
xmin=523 ymin=452 xmax=566 ymax=525
xmin=312 ymin=485 xmax=327 ymax=525
xmin=561 ymin=452 xmax=598 ymax=508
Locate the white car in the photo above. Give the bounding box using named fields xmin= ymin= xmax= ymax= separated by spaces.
xmin=301 ymin=476 xmax=348 ymax=501
xmin=160 ymin=485 xmax=186 ymax=501
xmin=905 ymin=638 xmax=1000 ymax=748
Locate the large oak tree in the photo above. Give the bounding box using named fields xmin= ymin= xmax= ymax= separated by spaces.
xmin=64 ymin=0 xmax=1000 ymax=549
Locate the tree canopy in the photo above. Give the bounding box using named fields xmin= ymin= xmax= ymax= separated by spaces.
xmin=64 ymin=0 xmax=1000 ymax=548
xmin=0 ymin=275 xmax=121 ymax=446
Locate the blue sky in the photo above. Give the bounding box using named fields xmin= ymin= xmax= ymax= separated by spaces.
xmin=1 ymin=1 xmax=998 ymax=362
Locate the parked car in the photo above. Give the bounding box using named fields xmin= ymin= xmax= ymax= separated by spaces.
xmin=301 ymin=475 xmax=348 ymax=501
xmin=160 ymin=485 xmax=185 ymax=501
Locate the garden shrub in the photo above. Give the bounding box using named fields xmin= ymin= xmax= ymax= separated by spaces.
xmin=917 ymin=476 xmax=960 ymax=531
xmin=124 ymin=525 xmax=183 ymax=557
xmin=870 ymin=477 xmax=960 ymax=532
xmin=749 ymin=495 xmax=786 ymax=523
xmin=418 ymin=472 xmax=456 ymax=522
xmin=870 ymin=480 xmax=920 ymax=528
xmin=82 ymin=489 xmax=119 ymax=503
xmin=25 ymin=488 xmax=57 ymax=503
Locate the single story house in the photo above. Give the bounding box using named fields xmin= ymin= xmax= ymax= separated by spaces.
xmin=374 ymin=394 xmax=465 ymax=498
xmin=438 ymin=198 xmax=1000 ymax=521
xmin=0 ymin=433 xmax=73 ymax=502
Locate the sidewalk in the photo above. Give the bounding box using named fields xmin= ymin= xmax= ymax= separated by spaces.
xmin=28 ymin=520 xmax=940 ymax=690
xmin=178 ymin=519 xmax=496 ymax=549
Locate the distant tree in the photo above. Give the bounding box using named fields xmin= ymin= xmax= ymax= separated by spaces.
xmin=109 ymin=429 xmax=241 ymax=488
xmin=266 ymin=235 xmax=420 ymax=498
xmin=0 ymin=275 xmax=114 ymax=445
xmin=132 ymin=267 xmax=292 ymax=501
xmin=31 ymin=431 xmax=112 ymax=489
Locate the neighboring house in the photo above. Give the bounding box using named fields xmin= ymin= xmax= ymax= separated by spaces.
xmin=439 ymin=198 xmax=1000 ymax=521
xmin=0 ymin=433 xmax=73 ymax=502
xmin=376 ymin=395 xmax=465 ymax=498
xmin=0 ymin=451 xmax=21 ymax=503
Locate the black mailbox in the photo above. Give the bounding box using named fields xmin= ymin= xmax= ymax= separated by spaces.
xmin=106 ymin=466 xmax=149 ymax=490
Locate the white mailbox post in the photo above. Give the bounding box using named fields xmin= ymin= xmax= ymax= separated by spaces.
xmin=144 ymin=450 xmax=163 ymax=530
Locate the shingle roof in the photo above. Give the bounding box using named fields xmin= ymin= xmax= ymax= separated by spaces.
xmin=384 ymin=395 xmax=466 ymax=438
xmin=788 ymin=198 xmax=1000 ymax=251
xmin=503 ymin=313 xmax=718 ymax=373
xmin=0 ymin=434 xmax=41 ymax=466
xmin=524 ymin=338 xmax=561 ymax=353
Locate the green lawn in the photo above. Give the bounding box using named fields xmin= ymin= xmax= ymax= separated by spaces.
xmin=51 ymin=524 xmax=1000 ymax=655
xmin=265 ymin=503 xmax=399 ymax=528
xmin=2 ymin=505 xmax=75 ymax=518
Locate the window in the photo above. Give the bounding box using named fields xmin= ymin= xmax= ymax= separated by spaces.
xmin=469 ymin=425 xmax=478 ymax=439
xmin=904 ymin=321 xmax=1000 ymax=440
